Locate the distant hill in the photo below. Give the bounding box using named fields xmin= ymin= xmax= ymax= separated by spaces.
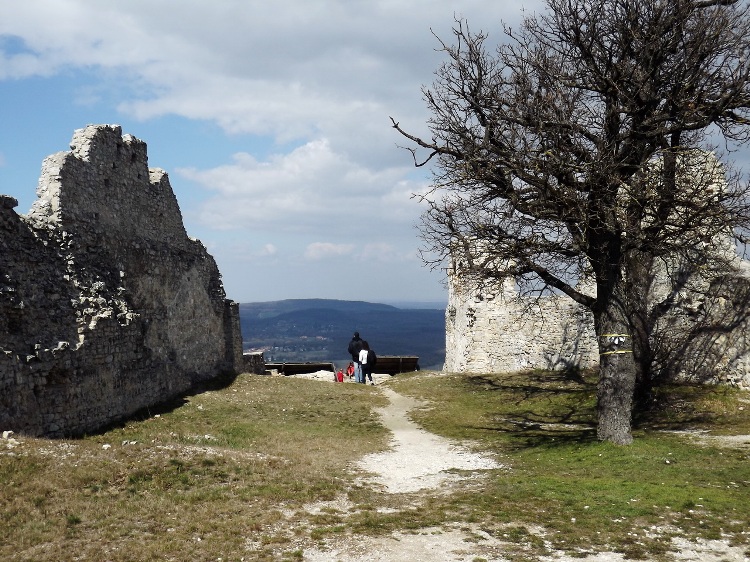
xmin=239 ymin=299 xmax=446 ymax=370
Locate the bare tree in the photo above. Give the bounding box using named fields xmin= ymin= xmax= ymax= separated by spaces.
xmin=392 ymin=0 xmax=750 ymax=444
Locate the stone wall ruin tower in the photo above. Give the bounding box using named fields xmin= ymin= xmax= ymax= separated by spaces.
xmin=0 ymin=124 xmax=243 ymax=436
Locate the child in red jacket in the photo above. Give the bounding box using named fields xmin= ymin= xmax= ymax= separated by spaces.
xmin=336 ymin=368 xmax=344 ymax=383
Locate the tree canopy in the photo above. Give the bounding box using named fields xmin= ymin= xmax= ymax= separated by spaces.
xmin=393 ymin=0 xmax=750 ymax=443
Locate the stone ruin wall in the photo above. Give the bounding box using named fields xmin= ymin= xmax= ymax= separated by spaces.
xmin=0 ymin=124 xmax=244 ymax=437
xmin=445 ymin=264 xmax=750 ymax=388
xmin=445 ymin=276 xmax=599 ymax=374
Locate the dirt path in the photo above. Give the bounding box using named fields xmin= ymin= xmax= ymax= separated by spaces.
xmin=303 ymin=385 xmax=508 ymax=562
xmin=354 ymin=387 xmax=501 ymax=493
xmin=300 ymin=382 xmax=748 ymax=562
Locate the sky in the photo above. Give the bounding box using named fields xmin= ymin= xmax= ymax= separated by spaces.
xmin=0 ymin=0 xmax=541 ymax=305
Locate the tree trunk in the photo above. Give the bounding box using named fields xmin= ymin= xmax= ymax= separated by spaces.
xmin=595 ymin=282 xmax=637 ymax=445
xmin=625 ymin=252 xmax=656 ymax=412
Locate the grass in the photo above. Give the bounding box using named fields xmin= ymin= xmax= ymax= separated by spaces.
xmin=1 ymin=370 xmax=750 ymax=560
xmin=0 ymin=375 xmax=389 ymax=561
xmin=389 ymin=371 xmax=750 ymax=559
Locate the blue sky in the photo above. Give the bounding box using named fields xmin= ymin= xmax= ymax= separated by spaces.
xmin=0 ymin=1 xmax=538 ymax=304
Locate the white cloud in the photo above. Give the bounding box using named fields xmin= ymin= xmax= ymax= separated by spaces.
xmin=259 ymin=243 xmax=277 ymax=257
xmin=357 ymin=243 xmax=417 ymax=263
xmin=0 ymin=1 xmax=539 ymax=157
xmin=304 ymin=242 xmax=355 ymax=260
xmin=177 ymin=138 xmax=422 ymax=233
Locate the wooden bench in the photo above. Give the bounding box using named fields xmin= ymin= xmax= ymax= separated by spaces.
xmin=265 ymin=362 xmax=335 ymax=376
xmin=371 ymin=356 xmax=420 ymax=375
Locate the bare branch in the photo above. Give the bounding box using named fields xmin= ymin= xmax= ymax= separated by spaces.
xmin=393 ymin=0 xmax=750 ymax=443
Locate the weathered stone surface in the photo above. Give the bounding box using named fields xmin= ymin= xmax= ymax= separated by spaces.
xmin=445 ymin=276 xmax=599 ymax=374
xmin=242 ymin=352 xmax=265 ymax=375
xmin=445 ymin=249 xmax=750 ymax=388
xmin=0 ymin=124 xmax=243 ymax=436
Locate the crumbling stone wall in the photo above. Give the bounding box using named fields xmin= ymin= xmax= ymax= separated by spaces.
xmin=242 ymin=352 xmax=266 ymax=375
xmin=0 ymin=125 xmax=243 ymax=436
xmin=445 ymin=276 xmax=599 ymax=374
xmin=445 ymin=256 xmax=750 ymax=388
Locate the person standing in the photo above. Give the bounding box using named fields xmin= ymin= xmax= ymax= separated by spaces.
xmin=348 ymin=331 xmax=364 ymax=383
xmin=359 ymin=340 xmax=372 ymax=385
xmin=366 ymin=346 xmax=377 ymax=385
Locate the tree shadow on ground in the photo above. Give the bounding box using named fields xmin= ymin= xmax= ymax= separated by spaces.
xmin=632 ymin=382 xmax=741 ymax=432
xmin=459 ymin=370 xmax=747 ymax=448
xmin=462 ymin=370 xmax=599 ymax=450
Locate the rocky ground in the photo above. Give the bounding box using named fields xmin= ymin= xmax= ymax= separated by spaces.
xmin=292 ymin=371 xmax=749 ymax=561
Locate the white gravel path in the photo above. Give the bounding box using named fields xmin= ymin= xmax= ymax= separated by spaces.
xmin=355 ymin=386 xmax=501 ymax=493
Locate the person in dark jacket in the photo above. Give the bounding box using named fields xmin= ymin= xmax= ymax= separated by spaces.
xmin=347 ymin=331 xmax=364 ymax=383
xmin=359 ymin=341 xmax=376 ymax=385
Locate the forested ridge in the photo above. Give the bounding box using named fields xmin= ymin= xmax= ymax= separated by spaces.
xmin=239 ymin=299 xmax=446 ymax=369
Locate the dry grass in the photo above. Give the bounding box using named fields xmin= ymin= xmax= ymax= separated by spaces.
xmin=0 ymin=374 xmax=389 ymax=561
xmin=2 ymin=370 xmax=750 ymax=561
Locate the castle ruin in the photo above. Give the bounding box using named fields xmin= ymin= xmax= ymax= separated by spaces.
xmin=445 ymin=263 xmax=750 ymax=387
xmin=445 ymin=152 xmax=750 ymax=388
xmin=0 ymin=125 xmax=243 ymax=437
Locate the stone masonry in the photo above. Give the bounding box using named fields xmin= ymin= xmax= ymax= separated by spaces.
xmin=0 ymin=125 xmax=243 ymax=437
xmin=445 ymin=275 xmax=599 ymax=374
xmin=445 ymin=248 xmax=750 ymax=387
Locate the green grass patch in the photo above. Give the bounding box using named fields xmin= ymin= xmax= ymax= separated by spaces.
xmin=388 ymin=371 xmax=750 ymax=559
